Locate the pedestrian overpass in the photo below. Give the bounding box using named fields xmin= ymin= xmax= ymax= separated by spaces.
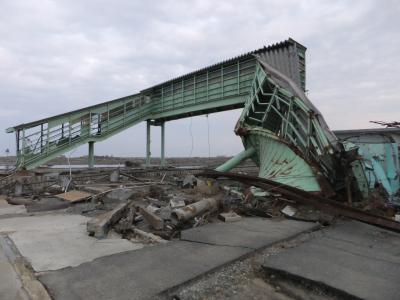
xmin=6 ymin=38 xmax=306 ymax=170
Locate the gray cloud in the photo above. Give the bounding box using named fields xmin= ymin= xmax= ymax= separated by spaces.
xmin=0 ymin=0 xmax=399 ymax=157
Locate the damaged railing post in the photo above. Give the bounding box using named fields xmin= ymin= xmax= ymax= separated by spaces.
xmin=88 ymin=141 xmax=95 ymax=169
xmin=215 ymin=146 xmax=255 ymax=172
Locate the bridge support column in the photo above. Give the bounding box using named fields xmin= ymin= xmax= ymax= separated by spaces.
xmin=88 ymin=141 xmax=95 ymax=169
xmin=161 ymin=121 xmax=166 ymax=167
xmin=146 ymin=120 xmax=151 ymax=168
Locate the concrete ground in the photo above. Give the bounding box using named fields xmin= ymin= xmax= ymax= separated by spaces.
xmin=1 ymin=197 xmax=399 ymax=300
xmin=0 ymin=213 xmax=143 ymax=271
xmin=262 ymin=220 xmax=400 ymax=300
xmin=0 ymin=198 xmax=26 ymax=217
xmin=38 ymin=218 xmax=318 ymax=300
xmin=0 ymin=242 xmax=28 ymax=300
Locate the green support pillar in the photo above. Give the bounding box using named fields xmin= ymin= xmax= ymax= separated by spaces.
xmin=215 ymin=146 xmax=255 ymax=172
xmin=88 ymin=141 xmax=95 ymax=169
xmin=161 ymin=121 xmax=166 ymax=167
xmin=146 ymin=120 xmax=151 ymax=168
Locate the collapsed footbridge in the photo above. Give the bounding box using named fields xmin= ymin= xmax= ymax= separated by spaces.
xmin=6 ymin=38 xmax=400 ymax=203
xmin=7 ymin=38 xmax=306 ymax=170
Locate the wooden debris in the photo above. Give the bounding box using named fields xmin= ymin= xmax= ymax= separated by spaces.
xmin=132 ymin=228 xmax=168 ymax=244
xmin=55 ymin=190 xmax=92 ymax=203
xmin=139 ymin=206 xmax=164 ymax=230
xmin=87 ymin=203 xmax=128 ymax=238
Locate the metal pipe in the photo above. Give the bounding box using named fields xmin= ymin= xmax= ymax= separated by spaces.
xmin=172 ymin=197 xmax=219 ymax=222
xmin=88 ymin=141 xmax=95 ymax=168
xmin=215 ymin=146 xmax=255 ymax=172
xmin=161 ymin=121 xmax=165 ymax=167
xmin=146 ymin=120 xmax=151 ymax=168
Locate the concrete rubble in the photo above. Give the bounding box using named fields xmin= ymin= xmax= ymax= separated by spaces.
xmin=0 ymin=162 xmax=399 ymax=299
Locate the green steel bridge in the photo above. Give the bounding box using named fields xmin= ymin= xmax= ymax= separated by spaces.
xmin=6 ymin=38 xmax=306 ymax=170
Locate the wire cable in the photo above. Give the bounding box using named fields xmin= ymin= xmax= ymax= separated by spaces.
xmin=65 ymin=148 xmax=77 ymax=194
xmin=188 ymin=117 xmax=194 ymax=157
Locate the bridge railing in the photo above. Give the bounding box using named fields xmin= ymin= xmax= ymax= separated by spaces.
xmin=7 ymin=38 xmax=306 ymax=169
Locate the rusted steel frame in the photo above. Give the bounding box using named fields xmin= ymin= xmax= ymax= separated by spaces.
xmin=201 ymin=171 xmax=400 ymax=232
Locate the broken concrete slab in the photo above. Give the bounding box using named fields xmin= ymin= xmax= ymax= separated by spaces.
xmin=140 ymin=206 xmax=164 ymax=230
xmin=37 ymin=217 xmax=317 ymax=300
xmin=38 ymin=241 xmax=249 ymax=300
xmin=181 ymin=218 xmax=319 ymax=249
xmin=87 ymin=203 xmax=128 ymax=238
xmin=262 ymin=220 xmax=400 ymax=300
xmin=0 ymin=214 xmax=142 ymax=271
xmin=0 ymin=239 xmax=29 ymax=300
xmin=55 ymin=190 xmax=92 ymax=203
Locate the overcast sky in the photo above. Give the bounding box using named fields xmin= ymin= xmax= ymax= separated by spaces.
xmin=0 ymin=0 xmax=399 ymax=158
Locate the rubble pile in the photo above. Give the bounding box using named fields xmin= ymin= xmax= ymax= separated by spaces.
xmin=1 ymin=165 xmax=399 ymax=248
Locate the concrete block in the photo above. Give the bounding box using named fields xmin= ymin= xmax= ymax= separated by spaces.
xmin=169 ymin=198 xmax=185 ymax=209
xmin=139 ymin=207 xmax=164 ymax=230
xmin=87 ymin=203 xmax=128 ymax=238
xmin=218 ymin=211 xmax=241 ymax=222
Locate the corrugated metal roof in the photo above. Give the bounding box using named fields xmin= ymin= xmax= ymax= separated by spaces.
xmin=147 ymin=37 xmax=306 ymax=90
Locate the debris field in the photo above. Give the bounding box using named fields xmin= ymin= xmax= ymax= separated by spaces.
xmin=0 ymin=160 xmax=399 ymax=300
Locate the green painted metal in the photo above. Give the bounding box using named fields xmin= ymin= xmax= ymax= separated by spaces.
xmin=6 ymin=38 xmax=306 ymax=170
xmin=160 ymin=121 xmax=166 ymax=167
xmin=229 ymin=54 xmax=400 ymax=202
xmin=146 ymin=120 xmax=151 ymax=168
xmin=88 ymin=141 xmax=95 ymax=169
xmin=234 ymin=60 xmax=338 ymax=194
xmin=215 ymin=146 xmax=255 ymax=172
xmin=244 ymin=129 xmax=321 ymax=191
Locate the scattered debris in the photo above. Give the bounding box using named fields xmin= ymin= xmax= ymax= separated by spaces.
xmin=281 ymin=205 xmax=297 ymax=217
xmin=139 ymin=206 xmax=164 ymax=230
xmin=195 ymin=178 xmax=219 ymax=195
xmin=172 ymin=197 xmax=219 ymax=223
xmin=132 ymin=228 xmax=168 ymax=244
xmin=218 ymin=211 xmax=241 ymax=222
xmin=109 ymin=170 xmax=120 ymax=183
xmin=87 ymin=203 xmax=129 ymax=238
xmin=182 ymin=174 xmax=197 ymax=188
xmin=55 ymin=190 xmax=92 ymax=203
xmin=169 ymin=197 xmax=186 ymax=209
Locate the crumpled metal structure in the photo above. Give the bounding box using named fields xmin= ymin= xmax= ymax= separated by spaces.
xmin=232 ymin=56 xmax=342 ymax=196
xmin=219 ymin=55 xmax=400 ymax=202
